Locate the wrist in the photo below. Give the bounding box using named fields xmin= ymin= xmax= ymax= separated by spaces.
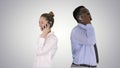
xmin=41 ymin=33 xmax=47 ymax=38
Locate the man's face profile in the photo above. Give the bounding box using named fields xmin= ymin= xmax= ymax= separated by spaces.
xmin=79 ymin=8 xmax=91 ymax=24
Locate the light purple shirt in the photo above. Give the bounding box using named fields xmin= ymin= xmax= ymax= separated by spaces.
xmin=71 ymin=23 xmax=97 ymax=66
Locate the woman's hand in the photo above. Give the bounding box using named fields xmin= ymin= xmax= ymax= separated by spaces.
xmin=41 ymin=24 xmax=51 ymax=38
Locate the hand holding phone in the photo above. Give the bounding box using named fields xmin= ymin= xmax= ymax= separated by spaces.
xmin=41 ymin=24 xmax=51 ymax=38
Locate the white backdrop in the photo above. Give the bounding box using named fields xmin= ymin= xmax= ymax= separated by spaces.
xmin=0 ymin=0 xmax=120 ymax=68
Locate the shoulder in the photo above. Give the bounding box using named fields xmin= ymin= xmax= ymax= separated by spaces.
xmin=71 ymin=25 xmax=80 ymax=34
xmin=51 ymin=34 xmax=58 ymax=41
xmin=86 ymin=24 xmax=95 ymax=32
xmin=72 ymin=25 xmax=79 ymax=33
xmin=47 ymin=33 xmax=58 ymax=42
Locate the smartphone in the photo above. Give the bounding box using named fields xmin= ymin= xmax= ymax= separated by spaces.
xmin=41 ymin=24 xmax=50 ymax=31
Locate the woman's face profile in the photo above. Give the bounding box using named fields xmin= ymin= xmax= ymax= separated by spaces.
xmin=39 ymin=16 xmax=48 ymax=30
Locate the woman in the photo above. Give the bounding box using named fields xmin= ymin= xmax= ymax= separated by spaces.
xmin=33 ymin=11 xmax=58 ymax=68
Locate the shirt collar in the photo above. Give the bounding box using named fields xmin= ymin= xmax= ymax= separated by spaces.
xmin=47 ymin=31 xmax=54 ymax=37
xmin=78 ymin=23 xmax=86 ymax=29
xmin=78 ymin=23 xmax=92 ymax=30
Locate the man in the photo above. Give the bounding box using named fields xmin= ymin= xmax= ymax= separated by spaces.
xmin=71 ymin=6 xmax=99 ymax=68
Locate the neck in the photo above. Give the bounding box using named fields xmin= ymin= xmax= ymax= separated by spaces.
xmin=48 ymin=29 xmax=51 ymax=33
xmin=81 ymin=22 xmax=91 ymax=25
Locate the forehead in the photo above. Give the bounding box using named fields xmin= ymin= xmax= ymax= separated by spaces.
xmin=80 ymin=8 xmax=89 ymax=14
xmin=40 ymin=16 xmax=46 ymax=20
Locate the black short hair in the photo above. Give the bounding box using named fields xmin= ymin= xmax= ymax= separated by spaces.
xmin=73 ymin=6 xmax=92 ymax=23
xmin=73 ymin=6 xmax=85 ymax=23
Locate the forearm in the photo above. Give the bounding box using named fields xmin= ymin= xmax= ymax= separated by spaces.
xmin=37 ymin=36 xmax=57 ymax=56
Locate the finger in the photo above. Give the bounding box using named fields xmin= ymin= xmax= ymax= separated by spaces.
xmin=42 ymin=24 xmax=47 ymax=30
xmin=41 ymin=28 xmax=43 ymax=31
xmin=44 ymin=24 xmax=48 ymax=30
xmin=45 ymin=23 xmax=48 ymax=27
xmin=44 ymin=25 xmax=45 ymax=29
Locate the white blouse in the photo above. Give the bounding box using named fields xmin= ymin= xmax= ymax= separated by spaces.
xmin=33 ymin=32 xmax=58 ymax=68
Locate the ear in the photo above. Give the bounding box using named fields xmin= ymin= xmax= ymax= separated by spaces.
xmin=79 ymin=16 xmax=82 ymax=21
xmin=49 ymin=21 xmax=52 ymax=25
xmin=89 ymin=15 xmax=92 ymax=20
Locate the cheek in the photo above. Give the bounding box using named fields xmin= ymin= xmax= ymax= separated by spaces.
xmin=39 ymin=18 xmax=48 ymax=27
xmin=39 ymin=22 xmax=44 ymax=28
xmin=44 ymin=20 xmax=48 ymax=25
xmin=83 ymin=16 xmax=90 ymax=21
xmin=40 ymin=24 xmax=44 ymax=28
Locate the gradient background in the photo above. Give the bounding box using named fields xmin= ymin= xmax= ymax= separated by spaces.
xmin=0 ymin=0 xmax=120 ymax=68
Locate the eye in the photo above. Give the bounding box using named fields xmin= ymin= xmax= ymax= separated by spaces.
xmin=87 ymin=13 xmax=90 ymax=15
xmin=40 ymin=21 xmax=43 ymax=24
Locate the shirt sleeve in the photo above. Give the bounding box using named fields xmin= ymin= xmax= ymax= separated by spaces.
xmin=71 ymin=30 xmax=82 ymax=58
xmin=36 ymin=35 xmax=57 ymax=56
xmin=37 ymin=37 xmax=45 ymax=48
xmin=86 ymin=24 xmax=96 ymax=45
xmin=71 ymin=26 xmax=96 ymax=46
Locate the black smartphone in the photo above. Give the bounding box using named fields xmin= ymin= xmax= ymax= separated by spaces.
xmin=41 ymin=24 xmax=50 ymax=31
